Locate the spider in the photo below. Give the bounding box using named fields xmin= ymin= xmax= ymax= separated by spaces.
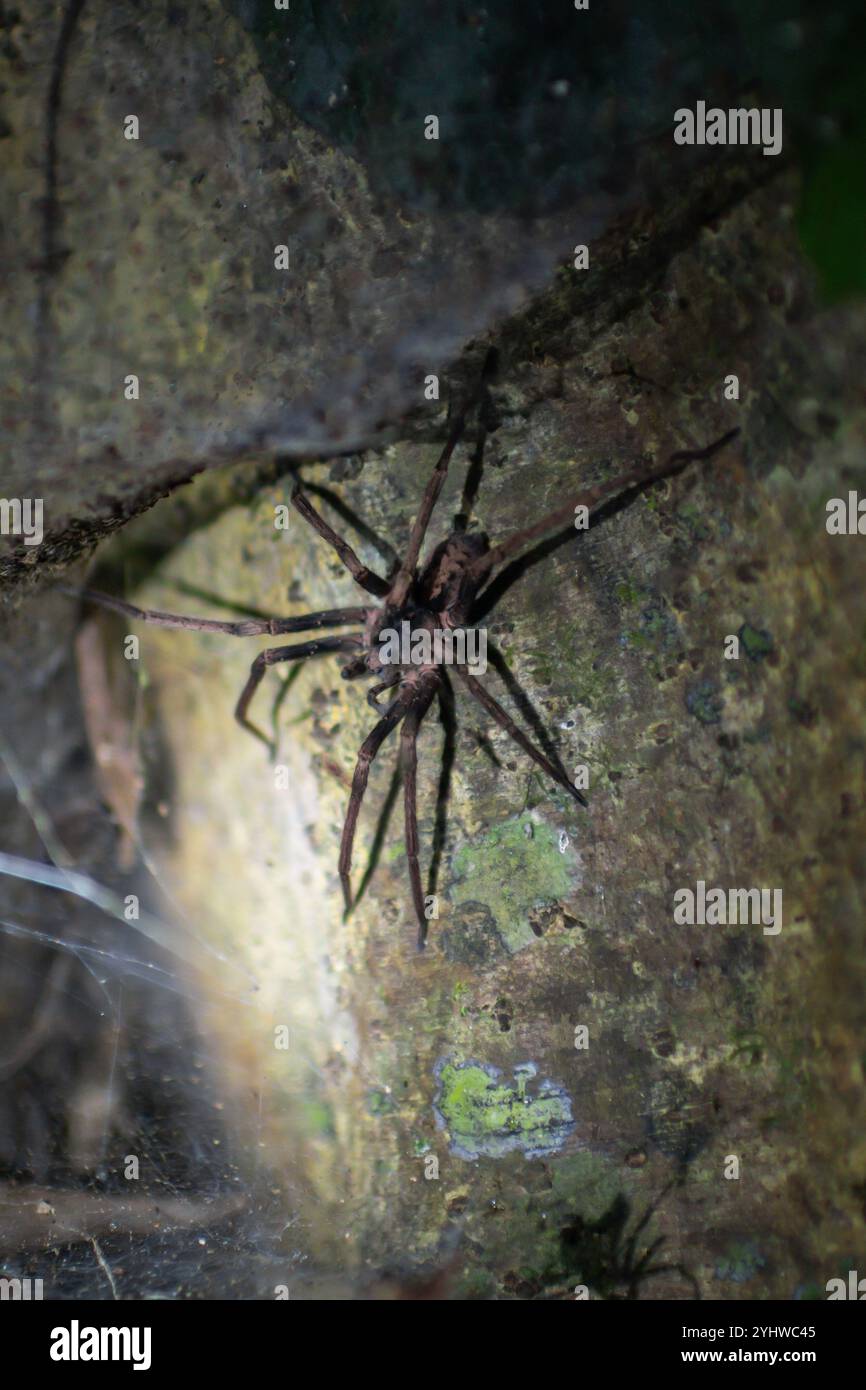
xmin=63 ymin=354 xmax=737 ymax=948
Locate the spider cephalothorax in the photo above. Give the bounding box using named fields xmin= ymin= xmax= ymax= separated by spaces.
xmin=66 ymin=359 xmax=737 ymax=947
xmin=347 ymin=531 xmax=490 ymax=686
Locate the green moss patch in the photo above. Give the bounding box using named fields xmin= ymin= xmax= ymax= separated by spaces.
xmin=449 ymin=816 xmax=576 ymax=952
xmin=434 ymin=1057 xmax=575 ymax=1159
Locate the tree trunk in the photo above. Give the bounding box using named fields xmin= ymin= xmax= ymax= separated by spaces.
xmin=1 ymin=1 xmax=864 ymax=1302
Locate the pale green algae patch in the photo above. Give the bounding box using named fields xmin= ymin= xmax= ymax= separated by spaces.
xmin=434 ymin=1058 xmax=575 ymax=1159
xmin=449 ymin=815 xmax=576 ymax=952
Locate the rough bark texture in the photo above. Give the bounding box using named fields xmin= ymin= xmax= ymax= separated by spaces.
xmin=111 ymin=173 xmax=864 ymax=1299
xmin=1 ymin=0 xmax=650 ymax=592
xmin=1 ymin=2 xmax=865 ymax=1302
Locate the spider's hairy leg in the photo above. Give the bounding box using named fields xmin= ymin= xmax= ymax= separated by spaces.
xmin=427 ymin=671 xmax=457 ymax=910
xmin=367 ymin=672 xmax=402 ymax=711
xmin=454 ymin=667 xmax=587 ymax=806
xmin=387 ymin=347 xmax=498 ymax=609
xmin=340 ymin=651 xmax=373 ymax=680
xmin=338 ymin=689 xmax=415 ymax=917
xmin=60 ymin=585 xmax=368 ymax=637
xmin=235 ymin=636 xmax=362 ymax=750
xmin=483 ymin=638 xmax=576 ymax=792
xmin=291 ymin=487 xmax=390 ymax=598
xmin=400 ymin=687 xmax=437 ymax=949
xmin=467 ymin=427 xmax=740 ymax=585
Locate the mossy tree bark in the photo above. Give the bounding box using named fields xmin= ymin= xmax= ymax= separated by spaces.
xmin=1 ymin=1 xmax=865 ymax=1300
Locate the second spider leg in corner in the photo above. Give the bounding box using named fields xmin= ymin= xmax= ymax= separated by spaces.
xmin=291 ymin=485 xmax=391 ymax=598
xmin=234 ymin=635 xmax=363 ymax=749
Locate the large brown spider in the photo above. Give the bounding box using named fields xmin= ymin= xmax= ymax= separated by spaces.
xmin=64 ymin=359 xmax=737 ymax=948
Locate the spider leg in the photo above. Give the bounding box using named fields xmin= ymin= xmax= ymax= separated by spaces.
xmin=367 ymin=671 xmax=402 ymax=711
xmin=62 ymin=585 xmax=368 ymax=636
xmin=341 ymin=652 xmax=374 ymax=680
xmin=467 ymin=428 xmax=740 ymax=586
xmin=235 ymin=636 xmax=362 ymax=749
xmin=339 ymin=692 xmax=414 ymax=915
xmin=427 ymin=671 xmax=456 ymax=908
xmin=353 ymin=763 xmax=403 ymax=910
xmin=291 ymin=487 xmax=390 ymax=597
xmin=483 ymin=639 xmax=576 ymax=792
xmin=400 ymin=686 xmax=437 ymax=949
xmin=388 ymin=348 xmax=497 ymax=609
xmin=298 ymin=480 xmax=401 ymax=578
xmin=453 ymin=667 xmax=586 ymax=806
